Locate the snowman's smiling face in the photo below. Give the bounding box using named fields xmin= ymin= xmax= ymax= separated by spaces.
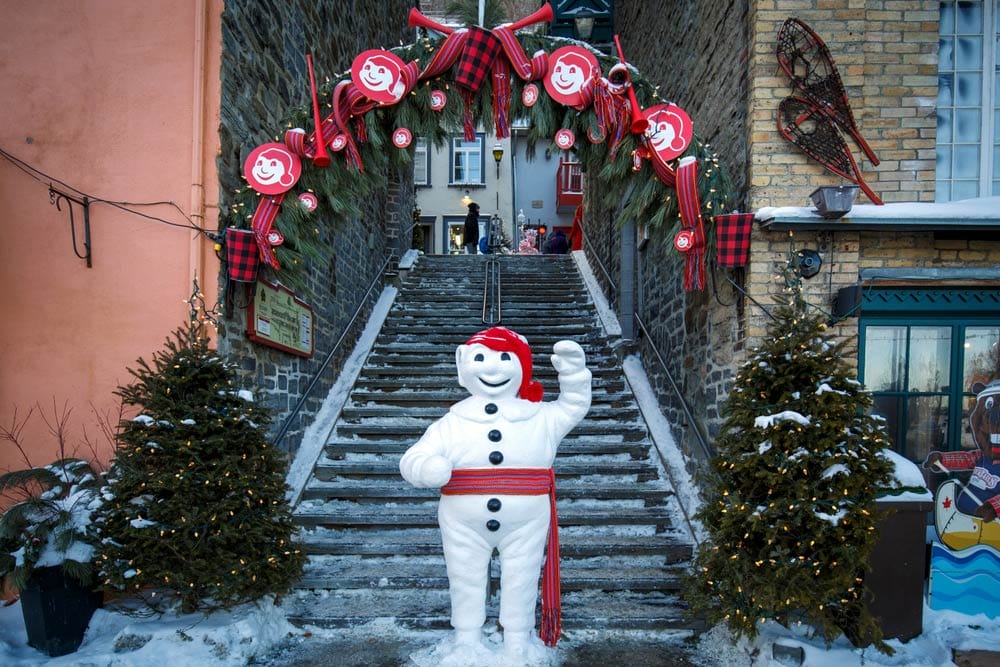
xmin=457 ymin=343 xmax=523 ymax=399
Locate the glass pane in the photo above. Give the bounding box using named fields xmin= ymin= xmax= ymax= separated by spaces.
xmin=955 ymin=108 xmax=982 ymax=139
xmin=864 ymin=326 xmax=907 ymax=391
xmin=956 ymin=72 xmax=983 ymax=105
xmin=940 ymin=2 xmax=954 ymax=35
xmin=960 ymin=393 xmax=983 ymax=450
xmin=956 ymin=36 xmax=984 ymax=69
xmin=954 ymin=144 xmax=981 ymax=177
xmin=939 ymin=108 xmax=954 ymax=142
xmin=953 ymin=178 xmax=980 ymax=199
xmin=872 ymin=394 xmax=906 ymax=453
xmin=993 ymin=178 xmax=1000 ymax=195
xmin=938 ymin=145 xmax=953 ymax=177
xmin=936 ymin=180 xmax=952 ymax=201
xmin=905 ymin=395 xmax=950 ymax=462
xmin=940 ymin=36 xmax=955 ymax=70
xmin=939 ymin=73 xmax=955 ymax=106
xmin=963 ymin=326 xmax=1000 ymax=390
xmin=908 ymin=326 xmax=952 ymax=391
xmin=956 ymin=2 xmax=984 ymax=33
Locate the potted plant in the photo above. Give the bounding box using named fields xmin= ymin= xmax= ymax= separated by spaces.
xmin=0 ymin=454 xmax=104 ymax=657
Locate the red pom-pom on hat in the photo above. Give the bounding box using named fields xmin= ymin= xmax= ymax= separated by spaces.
xmin=465 ymin=327 xmax=543 ymax=402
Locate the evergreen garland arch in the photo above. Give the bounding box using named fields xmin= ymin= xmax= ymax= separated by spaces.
xmin=224 ymin=7 xmax=734 ymax=290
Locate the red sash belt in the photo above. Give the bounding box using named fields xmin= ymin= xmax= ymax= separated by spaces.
xmin=441 ymin=467 xmax=561 ymax=647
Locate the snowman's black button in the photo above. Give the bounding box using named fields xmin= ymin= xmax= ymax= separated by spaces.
xmin=487 ymin=498 xmax=502 ymax=512
xmin=486 ymin=520 xmax=501 ymax=532
xmin=485 ymin=403 xmax=498 ymax=414
xmin=489 ymin=451 xmax=504 ymax=465
xmin=488 ymin=429 xmax=502 ymax=442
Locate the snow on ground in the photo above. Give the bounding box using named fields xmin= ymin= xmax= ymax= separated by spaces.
xmin=2 ymin=596 xmax=999 ymax=666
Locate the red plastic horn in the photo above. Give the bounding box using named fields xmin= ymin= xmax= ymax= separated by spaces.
xmin=506 ymin=2 xmax=554 ymax=32
xmin=613 ymin=35 xmax=648 ymax=135
xmin=306 ymin=54 xmax=331 ymax=167
xmin=408 ymin=7 xmax=455 ymax=35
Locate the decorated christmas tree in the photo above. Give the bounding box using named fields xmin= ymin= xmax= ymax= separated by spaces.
xmin=685 ymin=276 xmax=894 ymax=651
xmin=98 ymin=324 xmax=304 ymax=613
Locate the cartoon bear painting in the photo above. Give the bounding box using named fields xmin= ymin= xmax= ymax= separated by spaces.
xmin=924 ymin=379 xmax=1000 ymax=551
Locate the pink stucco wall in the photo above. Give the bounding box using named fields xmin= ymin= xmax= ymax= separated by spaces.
xmin=0 ymin=1 xmax=222 ymax=474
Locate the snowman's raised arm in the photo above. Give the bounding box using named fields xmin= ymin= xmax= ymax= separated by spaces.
xmin=549 ymin=340 xmax=591 ymax=425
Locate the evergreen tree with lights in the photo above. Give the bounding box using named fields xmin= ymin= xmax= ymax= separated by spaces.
xmin=98 ymin=322 xmax=304 ymax=613
xmin=684 ymin=273 xmax=894 ymax=652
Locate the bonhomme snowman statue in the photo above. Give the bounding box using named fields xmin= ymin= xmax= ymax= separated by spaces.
xmin=400 ymin=327 xmax=591 ymax=661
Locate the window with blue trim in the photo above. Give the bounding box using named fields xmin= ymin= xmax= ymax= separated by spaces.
xmin=449 ymin=134 xmax=484 ymax=185
xmin=859 ymin=288 xmax=1000 ymax=464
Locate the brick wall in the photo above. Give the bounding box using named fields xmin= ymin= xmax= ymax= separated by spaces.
xmin=216 ymin=1 xmax=413 ymax=454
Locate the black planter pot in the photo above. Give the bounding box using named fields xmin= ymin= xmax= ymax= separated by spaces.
xmin=19 ymin=565 xmax=103 ymax=657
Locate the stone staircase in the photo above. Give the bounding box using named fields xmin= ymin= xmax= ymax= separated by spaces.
xmin=285 ymin=254 xmax=698 ymax=633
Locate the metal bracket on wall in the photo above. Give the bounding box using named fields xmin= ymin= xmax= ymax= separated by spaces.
xmin=49 ymin=187 xmax=91 ymax=267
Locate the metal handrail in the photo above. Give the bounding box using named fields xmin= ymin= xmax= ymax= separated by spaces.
xmin=273 ymin=253 xmax=397 ymax=450
xmin=482 ymin=256 xmax=502 ymax=324
xmin=633 ymin=313 xmax=714 ymax=462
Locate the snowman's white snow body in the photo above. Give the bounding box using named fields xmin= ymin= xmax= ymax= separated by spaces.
xmin=399 ymin=327 xmax=591 ymax=652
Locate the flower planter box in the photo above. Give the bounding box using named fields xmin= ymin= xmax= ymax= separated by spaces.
xmin=20 ymin=566 xmax=103 ymax=657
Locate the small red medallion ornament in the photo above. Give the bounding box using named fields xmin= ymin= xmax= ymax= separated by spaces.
xmin=555 ymin=129 xmax=575 ymax=151
xmin=429 ymin=89 xmax=447 ymax=111
xmin=674 ymin=229 xmax=695 ymax=252
xmin=392 ymin=127 xmax=413 ymax=149
xmin=298 ymin=192 xmax=318 ymax=212
xmin=643 ymin=104 xmax=694 ymax=162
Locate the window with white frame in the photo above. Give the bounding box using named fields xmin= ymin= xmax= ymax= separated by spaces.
xmin=414 ymin=137 xmax=429 ymax=186
xmin=936 ymin=0 xmax=1000 ymax=201
xmin=450 ymin=134 xmax=484 ymax=185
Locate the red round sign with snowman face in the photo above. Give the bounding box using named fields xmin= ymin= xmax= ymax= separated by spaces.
xmin=298 ymin=192 xmax=318 ymax=212
xmin=330 ymin=134 xmax=348 ymax=152
xmin=243 ymin=143 xmax=302 ymax=195
xmin=643 ymin=104 xmax=693 ymax=162
xmin=555 ymin=129 xmax=575 ymax=151
xmin=674 ymin=229 xmax=695 ymax=252
xmin=429 ymin=89 xmax=447 ymax=111
xmin=544 ymin=46 xmax=598 ymax=107
xmin=352 ymin=49 xmax=407 ymax=104
xmin=392 ymin=127 xmax=412 ymax=149
xmin=522 ymin=83 xmax=539 ymax=107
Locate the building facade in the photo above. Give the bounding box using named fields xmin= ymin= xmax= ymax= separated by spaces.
xmin=581 ymin=0 xmax=1000 ymax=468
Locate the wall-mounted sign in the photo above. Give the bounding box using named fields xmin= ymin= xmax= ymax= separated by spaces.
xmin=247 ymin=280 xmax=314 ymax=358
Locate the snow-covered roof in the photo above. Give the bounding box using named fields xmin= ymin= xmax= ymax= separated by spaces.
xmin=756 ymin=196 xmax=1000 ymax=230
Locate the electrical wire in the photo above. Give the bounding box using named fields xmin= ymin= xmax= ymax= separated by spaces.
xmin=0 ymin=146 xmax=219 ymax=240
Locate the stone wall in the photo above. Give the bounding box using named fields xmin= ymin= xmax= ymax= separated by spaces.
xmin=215 ymin=0 xmax=413 ymax=455
xmin=613 ymin=0 xmax=751 ymax=460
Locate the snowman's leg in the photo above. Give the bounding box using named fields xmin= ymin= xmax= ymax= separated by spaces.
xmin=496 ymin=519 xmax=549 ymax=635
xmin=440 ymin=510 xmax=492 ymax=636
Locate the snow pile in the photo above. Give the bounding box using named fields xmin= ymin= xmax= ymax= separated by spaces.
xmin=0 ymin=598 xmax=296 ymax=666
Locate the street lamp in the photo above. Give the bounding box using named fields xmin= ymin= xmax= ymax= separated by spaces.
xmin=493 ymin=143 xmax=503 ymax=178
xmin=574 ymin=7 xmax=596 ymax=40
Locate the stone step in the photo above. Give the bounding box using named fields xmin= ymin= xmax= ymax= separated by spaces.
xmin=283 ymin=589 xmax=694 ymax=631
xmin=296 ymin=527 xmax=693 ymax=561
xmin=299 ymin=479 xmax=670 ymax=502
xmin=332 ymin=422 xmax=648 ymax=440
xmin=322 ymin=439 xmax=650 ymax=459
xmin=337 ymin=404 xmax=639 ymax=421
xmin=292 ymin=505 xmax=675 ymax=530
xmin=295 ymin=557 xmax=685 ymax=593
xmin=346 ymin=389 xmax=636 ymax=407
